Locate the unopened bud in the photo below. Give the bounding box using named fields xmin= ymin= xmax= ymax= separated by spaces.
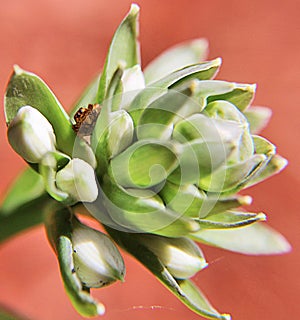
xmin=72 ymin=222 xmax=125 ymax=288
xmin=138 ymin=234 xmax=207 ymax=279
xmin=7 ymin=106 xmax=56 ymax=163
xmin=56 ymin=158 xmax=98 ymax=203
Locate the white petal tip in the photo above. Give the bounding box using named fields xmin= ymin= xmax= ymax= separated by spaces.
xmin=96 ymin=303 xmax=106 ymax=316
xmin=130 ymin=3 xmax=140 ymax=14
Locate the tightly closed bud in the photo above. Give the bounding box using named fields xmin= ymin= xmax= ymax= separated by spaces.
xmin=72 ymin=222 xmax=125 ymax=288
xmin=7 ymin=105 xmax=56 ymax=163
xmin=138 ymin=234 xmax=207 ymax=279
xmin=56 ymin=158 xmax=98 ymax=203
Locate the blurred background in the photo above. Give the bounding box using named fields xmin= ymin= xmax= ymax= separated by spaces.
xmin=0 ymin=0 xmax=299 ymax=319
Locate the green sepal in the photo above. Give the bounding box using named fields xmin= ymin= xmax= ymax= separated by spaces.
xmin=100 ymin=173 xmax=199 ymax=237
xmin=0 ymin=168 xmax=45 ymax=214
xmin=197 ymin=210 xmax=266 ymax=229
xmin=207 ymin=83 xmax=256 ymax=112
xmin=128 ymin=58 xmax=222 ymax=124
xmin=97 ymin=4 xmax=140 ymax=104
xmin=5 ymin=66 xmax=73 ymax=155
xmin=110 ymin=140 xmax=179 ymax=188
xmin=244 ymin=106 xmax=272 ymax=134
xmin=190 ymin=222 xmax=291 ymax=255
xmin=45 ymin=207 xmax=105 ymax=317
xmin=4 ymin=66 xmax=96 ymax=167
xmin=39 ymin=151 xmax=71 ymax=203
xmin=144 ymin=38 xmax=208 ymax=84
xmin=159 ymin=181 xmax=252 ymax=218
xmin=244 ymin=154 xmax=288 ymax=188
xmin=106 ymin=227 xmax=230 ymax=320
xmin=167 ymin=139 xmax=236 ymax=185
xmin=198 ymin=154 xmax=266 ymax=193
xmin=137 ymin=88 xmax=191 ymax=140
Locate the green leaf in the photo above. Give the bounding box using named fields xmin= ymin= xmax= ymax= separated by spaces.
xmin=1 ymin=168 xmax=44 ymax=214
xmin=100 ymin=173 xmax=199 ymax=237
xmin=159 ymin=181 xmax=252 ymax=218
xmin=4 ymin=66 xmax=96 ymax=166
xmin=0 ymin=194 xmax=53 ymax=243
xmin=144 ymin=38 xmax=209 ymax=84
xmin=190 ymin=222 xmax=291 ymax=255
xmin=106 ymin=227 xmax=230 ymax=320
xmin=45 ymin=207 xmax=105 ymax=317
xmin=207 ymin=83 xmax=256 ymax=112
xmin=198 ymin=154 xmax=266 ymax=193
xmin=5 ymin=66 xmax=73 ymax=156
xmin=39 ymin=151 xmax=71 ymax=203
xmin=137 ymin=88 xmax=191 ymax=140
xmin=128 ymin=59 xmax=222 ymax=124
xmin=244 ymin=154 xmax=288 ymax=188
xmin=110 ymin=140 xmax=179 ymax=188
xmin=244 ymin=106 xmax=272 ymax=134
xmin=167 ymin=139 xmax=236 ymax=185
xmin=198 ymin=210 xmax=266 ymax=229
xmin=97 ymin=4 xmax=140 ymax=104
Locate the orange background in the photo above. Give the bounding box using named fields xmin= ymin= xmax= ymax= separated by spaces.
xmin=0 ymin=1 xmax=299 ymax=319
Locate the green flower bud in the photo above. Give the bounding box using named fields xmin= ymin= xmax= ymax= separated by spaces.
xmin=72 ymin=221 xmax=125 ymax=288
xmin=138 ymin=234 xmax=207 ymax=279
xmin=7 ymin=105 xmax=56 ymax=163
xmin=56 ymin=158 xmax=98 ymax=203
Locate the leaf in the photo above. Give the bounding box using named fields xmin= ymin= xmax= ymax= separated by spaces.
xmin=244 ymin=106 xmax=272 ymax=134
xmin=1 ymin=168 xmax=45 ymax=214
xmin=5 ymin=66 xmax=73 ymax=156
xmin=97 ymin=4 xmax=140 ymax=104
xmin=128 ymin=59 xmax=222 ymax=124
xmin=198 ymin=154 xmax=266 ymax=193
xmin=100 ymin=173 xmax=199 ymax=237
xmin=110 ymin=140 xmax=179 ymax=188
xmin=4 ymin=66 xmax=96 ymax=166
xmin=159 ymin=181 xmax=252 ymax=218
xmin=137 ymin=88 xmax=191 ymax=140
xmin=0 ymin=194 xmax=53 ymax=243
xmin=244 ymin=154 xmax=288 ymax=188
xmin=45 ymin=207 xmax=105 ymax=317
xmin=106 ymin=227 xmax=230 ymax=320
xmin=207 ymin=83 xmax=256 ymax=112
xmin=190 ymin=222 xmax=291 ymax=255
xmin=144 ymin=38 xmax=209 ymax=84
xmin=198 ymin=210 xmax=266 ymax=229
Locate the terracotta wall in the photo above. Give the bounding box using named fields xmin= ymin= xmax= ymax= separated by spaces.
xmin=0 ymin=1 xmax=299 ymax=319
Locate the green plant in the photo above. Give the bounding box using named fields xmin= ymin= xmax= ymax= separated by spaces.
xmin=1 ymin=4 xmax=290 ymax=319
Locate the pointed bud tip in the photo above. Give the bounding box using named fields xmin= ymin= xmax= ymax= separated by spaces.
xmin=257 ymin=212 xmax=267 ymax=221
xmin=222 ymin=313 xmax=232 ymax=320
xmin=274 ymin=155 xmax=288 ymax=171
xmin=213 ymin=57 xmax=222 ymax=66
xmin=96 ymin=303 xmax=106 ymax=316
xmin=13 ymin=64 xmax=24 ymax=75
xmin=130 ymin=3 xmax=140 ymax=15
xmin=239 ymin=195 xmax=252 ymax=206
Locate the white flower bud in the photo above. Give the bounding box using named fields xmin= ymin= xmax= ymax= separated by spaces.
xmin=72 ymin=223 xmax=125 ymax=288
xmin=56 ymin=158 xmax=98 ymax=203
xmin=138 ymin=235 xmax=207 ymax=279
xmin=7 ymin=106 xmax=56 ymax=163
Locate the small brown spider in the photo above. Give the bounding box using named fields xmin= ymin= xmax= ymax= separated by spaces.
xmin=72 ymin=104 xmax=100 ymax=137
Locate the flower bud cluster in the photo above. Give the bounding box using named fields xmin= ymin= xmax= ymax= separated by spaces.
xmin=7 ymin=106 xmax=98 ymax=204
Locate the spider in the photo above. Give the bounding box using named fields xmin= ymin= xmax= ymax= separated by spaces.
xmin=72 ymin=104 xmax=100 ymax=137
